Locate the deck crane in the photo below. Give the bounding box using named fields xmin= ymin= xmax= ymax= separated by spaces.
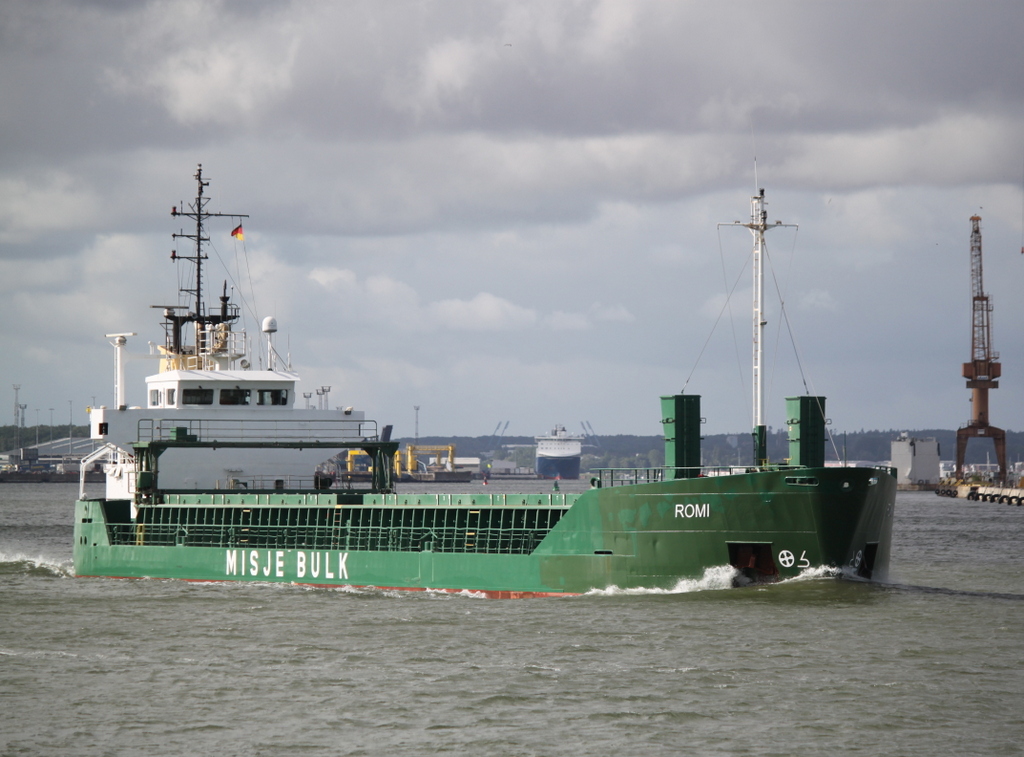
xmin=955 ymin=215 xmax=1007 ymax=483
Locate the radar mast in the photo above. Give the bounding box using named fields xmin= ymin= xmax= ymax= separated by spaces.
xmin=163 ymin=164 xmax=249 ymax=366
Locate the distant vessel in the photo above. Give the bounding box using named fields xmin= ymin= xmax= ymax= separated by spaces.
xmin=891 ymin=433 xmax=939 ymax=490
xmin=73 ymin=174 xmax=895 ymax=595
xmin=534 ymin=425 xmax=583 ymax=479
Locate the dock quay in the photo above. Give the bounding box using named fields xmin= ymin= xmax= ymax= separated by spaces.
xmin=935 ymin=483 xmax=1024 ymax=504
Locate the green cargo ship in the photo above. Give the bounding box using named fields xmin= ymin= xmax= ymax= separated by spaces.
xmin=73 ymin=170 xmax=895 ymax=596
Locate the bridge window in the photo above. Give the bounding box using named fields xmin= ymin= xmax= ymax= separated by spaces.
xmin=166 ymin=388 xmax=175 ymax=406
xmin=220 ymin=388 xmax=251 ymax=405
xmin=149 ymin=389 xmax=161 ymax=407
xmin=182 ymin=388 xmax=214 ymax=405
xmin=257 ymin=389 xmax=289 ymax=406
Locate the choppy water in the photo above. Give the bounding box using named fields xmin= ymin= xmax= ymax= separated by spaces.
xmin=2 ymin=483 xmax=1022 ymax=756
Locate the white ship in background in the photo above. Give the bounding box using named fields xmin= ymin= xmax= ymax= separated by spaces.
xmin=534 ymin=425 xmax=583 ymax=479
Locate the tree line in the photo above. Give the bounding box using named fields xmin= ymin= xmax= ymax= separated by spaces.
xmin=401 ymin=428 xmax=1024 ymax=470
xmin=4 ymin=425 xmax=1021 ymax=470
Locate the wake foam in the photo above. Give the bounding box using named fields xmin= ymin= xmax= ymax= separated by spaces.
xmin=586 ymin=563 xmax=847 ymax=596
xmin=586 ymin=565 xmax=741 ymax=596
xmin=781 ymin=565 xmax=843 ymax=583
xmin=0 ymin=552 xmax=74 ymax=578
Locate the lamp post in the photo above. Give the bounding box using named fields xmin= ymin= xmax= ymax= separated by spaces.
xmin=49 ymin=408 xmax=53 ymax=443
xmin=68 ymin=400 xmax=73 ymax=455
xmin=13 ymin=384 xmax=21 ymax=450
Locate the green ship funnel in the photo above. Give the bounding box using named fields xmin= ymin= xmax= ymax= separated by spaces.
xmin=661 ymin=394 xmax=701 ymax=479
xmin=786 ymin=396 xmax=827 ymax=468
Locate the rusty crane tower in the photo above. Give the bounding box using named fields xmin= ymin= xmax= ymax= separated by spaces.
xmin=956 ymin=215 xmax=1006 ymax=483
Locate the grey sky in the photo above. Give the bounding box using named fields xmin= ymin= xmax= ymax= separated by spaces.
xmin=2 ymin=1 xmax=1022 ymax=440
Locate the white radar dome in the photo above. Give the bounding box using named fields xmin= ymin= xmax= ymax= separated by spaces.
xmin=261 ymin=316 xmax=278 ymax=333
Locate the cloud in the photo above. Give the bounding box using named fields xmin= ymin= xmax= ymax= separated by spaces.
xmin=0 ymin=173 xmax=101 ymax=244
xmin=308 ymin=266 xmax=357 ymax=292
xmin=591 ymin=303 xmax=634 ymax=323
xmin=792 ymin=289 xmax=837 ymax=313
xmin=103 ymin=3 xmax=301 ymax=126
xmin=428 ymin=291 xmax=537 ymax=331
xmin=544 ymin=310 xmax=589 ymax=331
xmin=2 ymin=1 xmax=1023 ymax=436
xmin=780 ymin=115 xmax=1022 ymax=189
xmin=392 ymin=36 xmax=499 ymax=121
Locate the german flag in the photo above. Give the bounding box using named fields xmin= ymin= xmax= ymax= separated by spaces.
xmin=230 ymin=224 xmax=244 ymax=241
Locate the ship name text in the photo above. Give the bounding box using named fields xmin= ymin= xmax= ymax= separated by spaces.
xmin=225 ymin=549 xmax=349 ymax=580
xmin=674 ymin=503 xmax=710 ymax=518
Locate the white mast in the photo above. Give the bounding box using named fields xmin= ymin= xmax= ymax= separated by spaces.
xmin=750 ymin=190 xmax=767 ymax=433
xmin=720 ymin=188 xmax=796 ymax=465
xmin=106 ymin=332 xmax=136 ymax=409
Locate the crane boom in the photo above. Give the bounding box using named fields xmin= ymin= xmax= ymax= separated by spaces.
xmin=968 ymin=216 xmax=997 ymax=366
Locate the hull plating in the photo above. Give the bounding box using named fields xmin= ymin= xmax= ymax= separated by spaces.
xmin=74 ymin=467 xmax=895 ymax=595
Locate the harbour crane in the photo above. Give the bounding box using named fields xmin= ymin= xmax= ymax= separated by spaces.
xmin=955 ymin=215 xmax=1006 ymax=483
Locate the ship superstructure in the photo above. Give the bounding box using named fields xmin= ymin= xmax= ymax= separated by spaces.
xmin=83 ymin=166 xmax=382 ymax=499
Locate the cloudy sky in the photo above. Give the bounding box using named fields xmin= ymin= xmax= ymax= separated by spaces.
xmin=2 ymin=1 xmax=1023 ymax=441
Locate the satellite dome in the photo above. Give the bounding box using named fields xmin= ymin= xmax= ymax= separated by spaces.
xmin=261 ymin=316 xmax=278 ymax=334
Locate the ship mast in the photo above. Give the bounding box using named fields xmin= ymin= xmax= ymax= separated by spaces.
xmin=720 ymin=189 xmax=796 ymax=466
xmin=167 ymin=164 xmax=248 ymax=357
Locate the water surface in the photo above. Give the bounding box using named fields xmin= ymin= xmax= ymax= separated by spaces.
xmin=1 ymin=485 xmax=1021 ymax=756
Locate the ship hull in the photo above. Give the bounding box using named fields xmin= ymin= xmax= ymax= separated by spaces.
xmin=535 ymin=455 xmax=581 ymax=480
xmin=74 ymin=466 xmax=895 ymax=595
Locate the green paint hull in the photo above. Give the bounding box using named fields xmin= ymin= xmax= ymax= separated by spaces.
xmin=74 ymin=466 xmax=895 ymax=596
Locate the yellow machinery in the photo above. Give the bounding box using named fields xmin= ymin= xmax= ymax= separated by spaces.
xmin=343 ymin=444 xmax=457 ymax=476
xmin=396 ymin=444 xmax=456 ymax=476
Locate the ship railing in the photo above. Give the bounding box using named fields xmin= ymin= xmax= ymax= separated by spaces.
xmin=196 ymin=323 xmax=246 ymax=365
xmin=214 ymin=474 xmax=336 ymax=491
xmin=135 ymin=417 xmax=379 ymax=445
xmin=589 ymin=467 xmax=667 ymax=487
xmin=109 ymin=521 xmax=555 ymax=555
xmin=590 ymin=464 xmax=813 ymax=487
xmin=113 ymin=498 xmax=567 ymax=554
xmin=77 ymin=442 xmax=134 ymax=499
